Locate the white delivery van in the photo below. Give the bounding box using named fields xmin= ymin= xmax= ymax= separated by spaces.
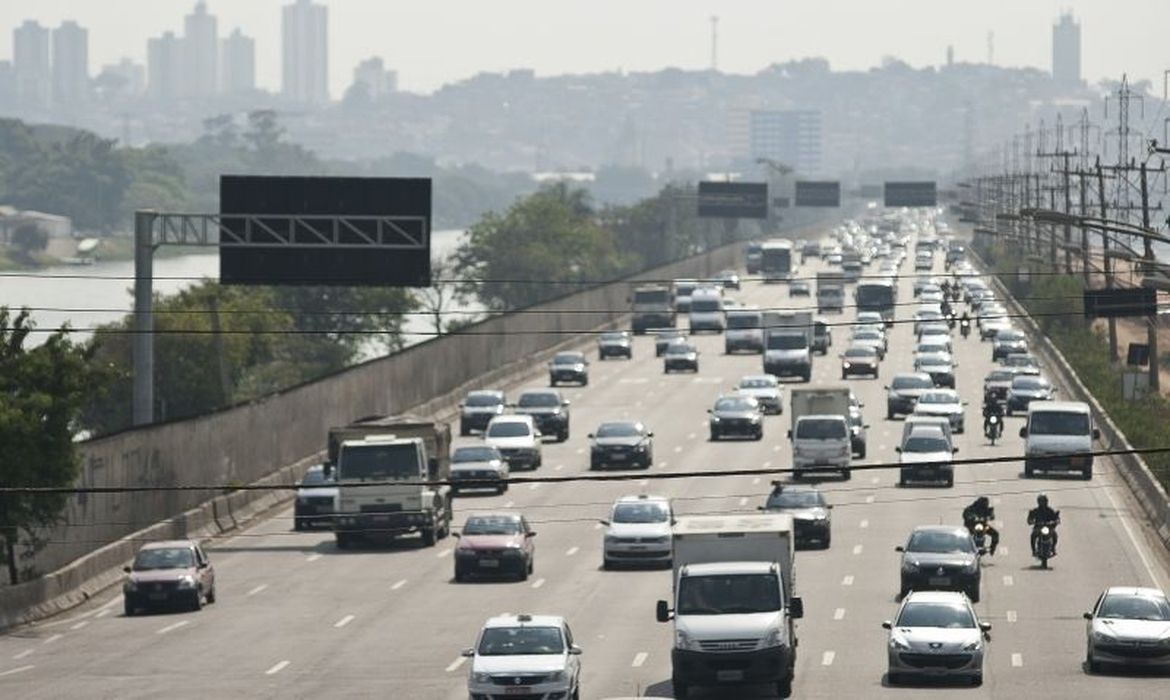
xmin=1020 ymin=401 xmax=1098 ymax=479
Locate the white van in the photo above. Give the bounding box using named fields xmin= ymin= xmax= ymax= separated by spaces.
xmin=1020 ymin=401 xmax=1098 ymax=479
xmin=724 ymin=307 xmax=763 ymax=353
xmin=901 ymin=415 xmax=953 ymax=447
xmin=788 ymin=415 xmax=852 ymax=480
xmin=688 ymin=287 xmax=726 ymax=333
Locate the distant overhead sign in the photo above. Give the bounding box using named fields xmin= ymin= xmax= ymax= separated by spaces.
xmin=794 ymin=181 xmax=841 ymax=207
xmin=1083 ymin=287 xmax=1157 ymax=319
xmin=884 ymin=181 xmax=938 ymax=208
xmin=697 ymin=181 xmax=769 ymax=219
xmin=858 ymin=184 xmax=884 ymax=199
xmin=219 ymin=176 xmax=432 ymax=287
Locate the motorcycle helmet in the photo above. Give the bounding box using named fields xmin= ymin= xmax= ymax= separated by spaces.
xmin=1036 ymin=494 xmax=1048 ymax=507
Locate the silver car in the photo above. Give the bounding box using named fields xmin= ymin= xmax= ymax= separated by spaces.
xmin=1084 ymin=586 xmax=1170 ymax=673
xmin=735 ymin=375 xmax=783 ymax=415
xmin=600 ymin=495 xmax=673 ymax=569
xmin=883 ymin=590 xmax=990 ymax=686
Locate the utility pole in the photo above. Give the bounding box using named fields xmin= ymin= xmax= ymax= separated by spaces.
xmin=1141 ymin=162 xmax=1160 ymax=392
xmin=1097 ymin=162 xmax=1119 ymax=361
xmin=709 ymin=16 xmax=719 ymax=72
xmin=1037 ymin=114 xmax=1077 ymax=274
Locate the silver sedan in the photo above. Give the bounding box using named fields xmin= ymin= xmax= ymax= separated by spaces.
xmin=1084 ymin=586 xmax=1170 ymax=672
xmin=883 ymin=590 xmax=989 ymax=686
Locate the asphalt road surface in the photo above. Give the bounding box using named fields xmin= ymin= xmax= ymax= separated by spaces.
xmin=2 ymin=224 xmax=1169 ymax=699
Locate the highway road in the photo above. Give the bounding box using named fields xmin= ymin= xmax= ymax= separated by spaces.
xmin=2 ymin=219 xmax=1169 ymax=699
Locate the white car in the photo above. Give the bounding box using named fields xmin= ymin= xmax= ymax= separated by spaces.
xmin=855 ymin=311 xmax=885 ymax=328
xmin=884 ymin=591 xmax=990 ymax=686
xmin=483 ymin=415 xmax=542 ymax=471
xmin=449 ymin=445 xmax=510 ymax=495
xmin=850 ymin=328 xmax=888 ymax=357
xmin=600 ymin=494 xmax=673 ymax=569
xmin=735 ymin=375 xmax=783 ymax=414
xmin=897 ymin=425 xmax=958 ymax=487
xmin=912 ymin=389 xmax=967 ymax=433
xmin=464 ymin=614 xmax=583 ymax=698
xmin=1084 ymin=586 xmax=1170 ymax=673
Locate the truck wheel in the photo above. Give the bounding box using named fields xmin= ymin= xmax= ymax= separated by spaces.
xmin=559 ymin=428 xmax=569 ymax=443
xmin=1082 ymin=468 xmax=1092 ymax=480
xmin=672 ymin=679 xmax=689 ymax=698
xmin=967 ymin=586 xmax=980 ymax=603
xmin=123 ymin=599 xmax=135 ymax=617
xmin=454 ymin=566 xmax=466 ymax=583
xmin=858 ymin=446 xmax=867 ymax=459
xmin=459 ymin=422 xmax=470 ymax=437
xmin=335 ymin=533 xmax=351 ymax=550
xmin=842 ymin=468 xmax=852 ymax=481
xmin=777 ymin=675 xmax=793 ymax=698
xmin=945 ymin=474 xmax=955 ymax=488
xmin=421 ymin=527 xmax=436 ymax=547
xmin=1024 ymin=462 xmax=1035 ymax=478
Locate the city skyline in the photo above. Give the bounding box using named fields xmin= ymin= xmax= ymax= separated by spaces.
xmin=0 ymin=0 xmax=1166 ymax=96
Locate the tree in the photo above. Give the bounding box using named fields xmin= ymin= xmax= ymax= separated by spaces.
xmin=413 ymin=257 xmax=462 ymax=336
xmin=0 ymin=308 xmax=108 ymax=584
xmin=10 ymin=223 xmax=48 ymax=262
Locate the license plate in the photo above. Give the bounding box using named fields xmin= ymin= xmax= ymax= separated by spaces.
xmin=610 ymin=453 xmax=627 ymax=460
xmin=716 ymin=670 xmax=745 ymax=682
xmin=148 ymin=592 xmax=168 ymax=601
xmin=929 ymin=577 xmax=951 ymax=586
xmin=372 ymin=515 xmax=389 ymax=524
xmin=628 ymin=545 xmax=646 ymax=551
xmin=815 ymin=461 xmax=830 ymax=467
xmin=504 ymin=689 xmax=531 ymax=696
xmin=478 ymin=559 xmax=499 ymax=568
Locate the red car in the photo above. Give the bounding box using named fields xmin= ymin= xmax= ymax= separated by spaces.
xmin=453 ymin=513 xmax=536 ymax=582
xmin=123 ymin=540 xmax=216 ymax=615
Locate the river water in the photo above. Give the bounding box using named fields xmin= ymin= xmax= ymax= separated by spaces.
xmin=0 ymin=229 xmax=479 ymax=347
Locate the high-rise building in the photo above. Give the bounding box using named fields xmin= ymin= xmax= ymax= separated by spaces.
xmin=282 ymin=0 xmax=329 ymax=104
xmin=13 ymin=20 xmax=51 ymax=109
xmin=52 ymin=21 xmax=89 ymax=106
xmin=183 ymin=1 xmax=219 ymax=96
xmin=749 ymin=110 xmax=822 ymax=175
xmin=147 ymin=31 xmax=183 ymax=100
xmin=221 ymin=28 xmax=256 ymax=94
xmin=350 ymin=57 xmax=397 ymax=100
xmin=0 ymin=61 xmax=16 ymax=108
xmin=1052 ymin=12 xmax=1082 ymax=89
xmin=96 ymin=58 xmax=146 ymax=100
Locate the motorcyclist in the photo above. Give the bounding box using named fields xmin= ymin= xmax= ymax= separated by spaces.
xmin=959 ymin=311 xmax=971 ymax=338
xmin=982 ymin=396 xmax=1004 ymax=436
xmin=1027 ymin=494 xmax=1060 ymax=556
xmin=962 ymin=496 xmax=999 ymax=555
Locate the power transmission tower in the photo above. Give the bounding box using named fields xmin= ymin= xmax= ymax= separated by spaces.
xmin=709 ymin=16 xmax=719 ymax=71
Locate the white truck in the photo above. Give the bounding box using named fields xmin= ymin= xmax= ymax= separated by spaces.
xmin=788 ymin=388 xmax=853 ymax=479
xmin=762 ymin=311 xmax=813 ymax=382
xmin=328 ymin=415 xmax=453 ymax=549
xmin=656 ymin=514 xmax=801 ymax=699
xmin=815 ymin=271 xmax=846 ymax=313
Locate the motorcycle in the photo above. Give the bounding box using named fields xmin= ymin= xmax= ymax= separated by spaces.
xmin=946 ymin=313 xmax=956 ymax=330
xmin=1032 ymin=517 xmax=1060 ymax=568
xmin=960 ymin=320 xmax=971 ymax=339
xmin=968 ymin=515 xmax=993 ymax=551
xmin=983 ymin=414 xmax=1003 ymax=445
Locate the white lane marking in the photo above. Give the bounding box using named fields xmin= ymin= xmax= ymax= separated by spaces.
xmin=753 ymin=477 xmax=762 ymax=485
xmin=156 ymin=621 xmax=189 ymax=635
xmin=632 ymin=651 xmax=648 ymax=668
xmin=575 ymin=448 xmax=585 ymax=455
xmin=859 ymin=519 xmax=869 ymax=529
xmin=265 ymin=660 xmax=290 ymax=675
xmin=773 ymin=446 xmax=781 ymax=452
xmin=528 ymin=483 xmax=541 ymax=491
xmin=1006 ymin=610 xmax=1018 ymax=623
xmin=999 ymin=546 xmax=1009 ymax=556
xmin=42 ymin=634 xmax=62 ymax=645
xmin=738 ymin=497 xmax=749 ymax=507
xmin=306 ymin=553 xmax=322 ymax=562
xmin=639 ymin=479 xmax=649 ymax=486
xmin=504 ymin=501 xmax=514 ymax=508
xmin=673 ymin=446 xmax=682 ymax=453
xmin=12 ymin=649 xmax=33 ymax=660
xmin=391 ymin=579 xmax=407 ymax=590
xmin=446 ymin=657 xmax=467 ymax=673
xmin=566 ymin=547 xmax=579 ymax=557
xmin=865 ymin=495 xmax=875 ymax=504
xmin=70 ymin=621 xmax=88 ymax=631
xmin=0 ymin=665 xmax=34 ymax=678
xmin=334 ymin=615 xmax=355 ymax=629
xmin=594 ymin=522 xmax=603 ymax=530
xmin=852 ymin=545 xmax=863 ymax=555
xmin=1099 ymin=470 xmax=1169 ymax=589
xmin=842 ymin=575 xmax=855 ymax=586
xmin=1011 ymin=653 xmax=1023 ymax=667
xmin=991 ymin=497 xmax=1002 ymax=506
xmin=833 ymin=608 xmax=846 ymax=621
xmin=620 ymin=378 xmax=649 ymax=384
xmin=246 ymin=584 xmax=268 ymax=597
xmin=532 ymin=578 xmax=546 ymax=589
xmin=1002 ymin=575 xmax=1014 ymax=587
xmin=687 ymin=432 xmax=697 ymax=440
xmin=822 ymin=650 xmax=836 ymax=666
xmin=762 ymin=462 xmax=772 ymax=469
xmin=437 ymin=548 xmax=453 ymax=558
xmin=94 ymin=609 xmax=111 ymax=619
xmin=554 ymin=464 xmax=564 ymax=471
xmin=870 ymin=476 xmax=880 ymax=484
xmin=693 ymin=376 xmax=724 ymax=384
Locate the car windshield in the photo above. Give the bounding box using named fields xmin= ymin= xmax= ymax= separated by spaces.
xmin=845 ymin=347 xmax=876 ymax=358
xmin=715 ymin=397 xmax=756 ymax=412
xmin=1097 ymin=594 xmax=1170 ymax=621
xmin=986 ymin=371 xmax=1015 ymax=383
xmin=657 ymin=331 xmax=684 ymax=341
xmin=612 ymin=502 xmax=670 ymax=523
xmin=339 ymin=443 xmax=420 ymax=480
xmin=518 ymin=393 xmax=559 ymax=408
xmin=300 ymin=468 xmax=333 ymax=486
xmin=916 ymin=358 xmax=949 ymax=370
xmin=462 ymin=516 xmax=523 ymax=535
xmin=553 ymin=353 xmax=583 ymax=365
xmin=796 ymin=418 xmax=846 ymax=439
xmin=1013 ymin=377 xmax=1045 ymax=390
xmin=907 ymin=531 xmax=974 ymax=554
xmin=453 ymin=447 xmax=500 ymax=463
xmin=675 ymin=284 xmax=697 ymax=296
xmin=767 ymin=490 xmax=824 ymax=508
xmin=1029 ymin=411 xmax=1090 ymax=436
xmin=600 ymin=332 xmax=626 ymax=341
xmin=677 ymin=574 xmax=782 ymax=615
xmin=667 ymin=344 xmax=696 ymax=355
xmin=896 ymin=602 xmax=976 ymax=628
xmin=486 ymin=422 xmax=532 ymax=438
xmin=133 ymin=547 xmax=194 ymax=571
xmin=726 ymin=314 xmax=761 ymax=329
xmin=854 ymin=331 xmax=881 ymax=340
xmin=739 ymin=377 xmax=776 ymax=389
xmin=596 ymin=423 xmax=640 ymax=438
xmin=465 ymin=393 xmax=502 ymax=407
xmin=477 ymin=626 xmax=564 ymax=656
xmin=766 ymin=334 xmax=806 ymax=350
xmin=904 ymin=436 xmax=951 ymax=453
xmin=691 ymin=300 xmax=721 ymax=312
xmin=917 ymin=345 xmax=946 ymax=355
xmin=997 ymin=331 xmax=1025 ymax=342
xmin=918 ymin=392 xmax=957 ymax=405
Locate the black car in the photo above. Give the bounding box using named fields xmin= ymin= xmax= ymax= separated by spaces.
xmin=982 ymin=368 xmax=1017 ymax=404
xmin=549 ymin=351 xmax=589 ymax=386
xmin=841 ymin=346 xmax=880 ymax=379
xmin=458 ymin=389 xmax=507 ymax=436
xmin=708 ymin=395 xmax=763 ymax=440
xmin=588 ymin=421 xmax=654 ymax=469
xmin=914 ymin=354 xmax=956 ymax=389
xmin=1005 ymin=375 xmax=1056 ymax=414
xmin=654 ymin=329 xmax=687 ymax=357
xmin=513 ymin=389 xmax=571 ymax=442
xmin=885 ymin=372 xmax=935 ymax=419
xmin=664 ymin=342 xmax=700 ymax=373
xmin=598 ymin=331 xmax=633 ymax=359
xmin=897 ymin=526 xmax=982 ymax=602
xmin=760 ymin=483 xmax=831 ymax=548
xmin=716 ymin=269 xmax=741 ymax=290
xmin=789 ymin=280 xmax=811 ymax=296
xmin=992 ymin=329 xmax=1028 ymax=362
xmin=294 ymin=464 xmax=337 ymax=531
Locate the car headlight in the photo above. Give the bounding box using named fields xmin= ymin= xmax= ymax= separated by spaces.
xmin=604 ymin=535 xmax=619 ymax=544
xmin=843 ymin=362 xmax=852 ymax=368
xmin=176 ymin=575 xmax=196 ymax=589
xmin=962 ymin=640 xmax=982 ymax=652
xmin=1092 ymin=630 xmax=1114 ymax=643
xmin=709 ymin=415 xmax=721 ymax=423
xmin=890 ymin=635 xmax=911 ymax=651
xmin=761 ymin=627 xmax=783 ymax=648
xmin=471 ymin=671 xmax=492 ymax=683
xmin=676 ymin=630 xmax=702 ymax=651
xmin=123 ymin=579 xmax=138 ymax=592
xmin=902 ymin=560 xmax=919 ymax=573
xmin=749 ymin=415 xmax=761 ymax=423
xmin=545 ymin=670 xmax=567 ymax=682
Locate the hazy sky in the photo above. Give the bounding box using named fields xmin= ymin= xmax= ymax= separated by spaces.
xmin=1 ymin=0 xmax=1167 ymax=95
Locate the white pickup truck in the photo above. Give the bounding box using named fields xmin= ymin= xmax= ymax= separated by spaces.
xmin=788 ymin=387 xmax=852 ymax=479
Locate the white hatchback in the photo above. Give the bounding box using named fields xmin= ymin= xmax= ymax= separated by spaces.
xmin=464 ymin=614 xmax=583 ymax=699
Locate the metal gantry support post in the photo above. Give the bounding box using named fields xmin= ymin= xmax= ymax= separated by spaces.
xmin=1140 ymin=163 xmax=1160 ymax=392
xmin=132 ymin=210 xmax=157 ymax=426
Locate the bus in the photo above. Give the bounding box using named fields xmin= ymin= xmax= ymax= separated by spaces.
xmin=760 ymin=240 xmax=795 ymax=283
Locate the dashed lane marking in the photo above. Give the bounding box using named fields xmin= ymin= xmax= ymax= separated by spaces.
xmin=528 ymin=483 xmax=541 ymax=491
xmin=738 ymin=497 xmax=748 ymax=507
xmin=12 ymin=649 xmax=33 ymax=660
xmin=566 ymin=547 xmax=579 ymax=557
xmin=852 ymin=545 xmax=863 ymax=555
xmin=575 ymin=448 xmax=585 ymax=455
xmin=504 ymin=501 xmax=514 ymax=508
xmin=773 ymin=446 xmax=781 ymax=452
xmin=752 ymin=477 xmax=761 ymax=485
xmin=42 ymin=634 xmax=62 ymax=645
xmin=1000 ymin=546 xmax=1009 ymax=556
xmin=619 ymin=378 xmax=649 ymax=384
xmin=246 ymin=584 xmax=268 ymax=597
xmin=1011 ymin=653 xmax=1023 ymax=667
xmin=870 ymin=476 xmax=880 ymax=484
xmin=865 ymin=495 xmax=875 ymax=504
xmin=859 ymin=520 xmax=869 ymax=529
xmin=639 ymin=479 xmax=649 ymax=486
xmin=334 ymin=615 xmax=355 ymax=629
xmin=265 ymin=660 xmax=290 ymax=676
xmin=306 ymin=553 xmax=322 ymax=562
xmin=632 ymin=652 xmax=648 ymax=668
xmin=555 ymin=465 xmax=564 ymax=471
xmin=1006 ymin=610 xmax=1018 ymax=623
xmin=687 ymin=433 xmax=696 ymax=440
xmin=70 ymin=621 xmax=87 ymax=631
xmin=0 ymin=666 xmax=34 ymax=678
xmin=833 ymin=608 xmax=846 ymax=621
xmin=762 ymin=462 xmax=772 ymax=469
xmin=446 ymin=657 xmax=467 ymax=673
xmin=156 ymin=621 xmax=189 ymax=635
xmin=437 ymin=548 xmax=453 ymax=558
xmin=391 ymin=579 xmax=407 ymax=590
xmin=659 ymin=461 xmax=669 ymax=468
xmin=532 ymin=578 xmax=546 ymax=589
xmin=594 ymin=522 xmax=603 ymax=530
xmin=842 ymin=575 xmax=855 ymax=586
xmin=673 ymin=446 xmax=683 ymax=453
xmin=1003 ymin=575 xmax=1014 ymax=587
xmin=822 ymin=651 xmax=836 ymax=666
xmin=94 ymin=609 xmax=111 ymax=619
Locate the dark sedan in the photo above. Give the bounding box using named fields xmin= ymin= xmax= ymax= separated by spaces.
xmin=589 ymin=421 xmax=654 ymax=469
xmin=664 ymin=342 xmax=700 ymax=373
xmin=549 ymin=351 xmax=589 ymax=386
xmin=1006 ymin=375 xmax=1056 ymax=415
xmin=897 ymin=526 xmax=982 ymax=602
xmin=654 ymin=329 xmax=687 ymax=356
xmin=886 ymin=372 xmax=935 ymax=419
xmin=708 ymin=395 xmax=763 ymax=440
xmin=760 ymin=483 xmax=832 ymax=548
xmin=294 ymin=464 xmax=336 ymax=530
xmin=598 ymin=331 xmax=633 ymax=359
xmin=841 ymin=345 xmax=880 ymax=379
xmin=123 ymin=540 xmax=216 ymax=615
xmin=992 ymin=329 xmax=1028 ymax=362
xmin=513 ymin=389 xmax=570 ymax=442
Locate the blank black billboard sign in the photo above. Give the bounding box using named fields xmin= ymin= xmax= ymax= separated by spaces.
xmin=697 ymin=182 xmax=768 ymax=219
xmin=219 ymin=176 xmax=432 ymax=287
xmin=795 ymin=181 xmax=841 ymax=207
xmin=884 ymin=181 xmax=938 ymax=208
xmin=1083 ymin=287 xmax=1157 ymax=319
